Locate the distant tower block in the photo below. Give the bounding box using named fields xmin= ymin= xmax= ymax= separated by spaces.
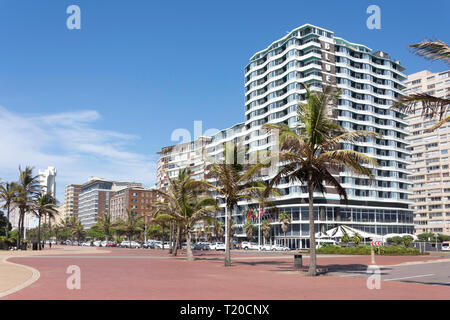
xmin=39 ymin=166 xmax=57 ymax=197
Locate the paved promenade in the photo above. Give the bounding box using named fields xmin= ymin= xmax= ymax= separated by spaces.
xmin=1 ymin=246 xmax=449 ymax=300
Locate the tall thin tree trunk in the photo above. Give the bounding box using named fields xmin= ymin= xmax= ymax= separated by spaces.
xmin=16 ymin=213 xmax=22 ymax=248
xmin=168 ymin=222 xmax=174 ymax=254
xmin=5 ymin=205 xmax=10 ymax=240
xmin=225 ymin=204 xmax=232 ymax=267
xmin=172 ymin=224 xmax=180 ymax=256
xmin=38 ymin=215 xmax=42 ymax=250
xmin=185 ymin=228 xmax=194 ymax=261
xmin=308 ymin=177 xmax=317 ymax=276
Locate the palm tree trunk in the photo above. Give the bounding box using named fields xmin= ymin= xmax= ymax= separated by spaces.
xmin=172 ymin=224 xmax=180 ymax=256
xmin=225 ymin=204 xmax=232 ymax=267
xmin=17 ymin=209 xmax=24 ymax=248
xmin=168 ymin=222 xmax=174 ymax=254
xmin=5 ymin=205 xmax=10 ymax=240
xmin=38 ymin=215 xmax=41 ymax=250
xmin=308 ymin=177 xmax=317 ymax=276
xmin=185 ymin=228 xmax=194 ymax=261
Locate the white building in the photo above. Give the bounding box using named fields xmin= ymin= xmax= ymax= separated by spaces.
xmin=157 ymin=24 xmax=415 ymax=249
xmin=39 ymin=166 xmax=57 ymax=197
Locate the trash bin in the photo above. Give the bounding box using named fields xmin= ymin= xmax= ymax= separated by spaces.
xmin=294 ymin=254 xmax=303 ymax=268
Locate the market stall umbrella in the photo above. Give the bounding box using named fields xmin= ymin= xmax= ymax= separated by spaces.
xmin=325 ymin=225 xmax=378 ymax=239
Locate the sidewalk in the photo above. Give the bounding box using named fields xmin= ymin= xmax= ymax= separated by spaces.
xmin=0 ymin=246 xmax=107 ymax=297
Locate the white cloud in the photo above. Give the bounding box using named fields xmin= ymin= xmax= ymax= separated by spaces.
xmin=0 ymin=106 xmax=157 ymax=202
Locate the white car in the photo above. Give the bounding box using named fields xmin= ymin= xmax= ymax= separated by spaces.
xmin=81 ymin=241 xmax=91 ymax=247
xmin=241 ymin=242 xmax=260 ymax=250
xmin=271 ymin=244 xmax=290 ymax=251
xmin=101 ymin=241 xmax=107 ymax=247
xmin=261 ymin=244 xmax=272 ymax=251
xmin=210 ymin=242 xmax=226 ymax=251
xmin=93 ymin=241 xmax=101 ymax=247
xmin=154 ymin=241 xmax=170 ymax=249
xmin=120 ymin=241 xmax=141 ymax=248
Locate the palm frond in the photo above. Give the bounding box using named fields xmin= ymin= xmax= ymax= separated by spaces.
xmin=409 ymin=39 xmax=450 ymax=64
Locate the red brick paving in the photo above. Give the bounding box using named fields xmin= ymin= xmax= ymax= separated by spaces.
xmin=3 ymin=247 xmax=450 ymax=300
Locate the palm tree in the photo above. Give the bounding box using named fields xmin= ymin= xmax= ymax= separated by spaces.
xmin=214 ymin=221 xmax=224 ymax=242
xmin=33 ymin=192 xmax=57 ymax=249
xmin=393 ymin=39 xmax=450 ymax=131
xmin=13 ymin=166 xmax=40 ymax=248
xmin=263 ymin=85 xmax=379 ymax=276
xmin=155 ymin=169 xmax=217 ymax=261
xmin=279 ymin=211 xmax=291 ymax=244
xmin=204 ymin=143 xmax=266 ymax=266
xmin=0 ymin=182 xmax=18 ymax=240
xmin=96 ymin=211 xmax=114 ymax=241
xmin=204 ymin=224 xmax=213 ymax=242
xmin=247 ymin=182 xmax=280 ymax=248
xmin=352 ymin=233 xmax=361 ymax=245
xmin=260 ymin=220 xmax=271 ymax=244
xmin=116 ymin=209 xmax=145 ymax=248
xmin=243 ymin=220 xmax=255 ymax=241
xmin=71 ymin=219 xmax=85 ymax=242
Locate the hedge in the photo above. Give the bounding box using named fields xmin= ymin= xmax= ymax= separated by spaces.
xmin=315 ymin=245 xmax=428 ymax=256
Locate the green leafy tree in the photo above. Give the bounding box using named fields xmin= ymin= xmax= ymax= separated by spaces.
xmin=278 ymin=212 xmax=291 ymax=237
xmin=71 ymin=219 xmax=86 ymax=242
xmin=263 ymin=85 xmax=379 ymax=276
xmin=0 ymin=182 xmax=18 ymax=240
xmin=96 ymin=211 xmax=114 ymax=241
xmin=12 ymin=166 xmax=41 ymax=248
xmin=33 ymin=192 xmax=57 ymax=249
xmin=260 ymin=220 xmax=271 ymax=243
xmin=341 ymin=234 xmax=350 ymax=245
xmin=203 ymin=143 xmax=267 ymax=266
xmin=115 ymin=209 xmax=144 ymax=248
xmin=352 ymin=233 xmax=361 ymax=245
xmin=243 ymin=220 xmax=255 ymax=240
xmin=155 ymin=169 xmax=217 ymax=261
xmin=402 ymin=235 xmax=414 ymax=247
xmin=87 ymin=224 xmax=106 ymax=240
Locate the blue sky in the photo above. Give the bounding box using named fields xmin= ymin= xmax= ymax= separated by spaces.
xmin=0 ymin=0 xmax=448 ymax=201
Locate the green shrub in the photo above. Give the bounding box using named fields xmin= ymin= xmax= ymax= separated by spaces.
xmin=316 ymin=244 xmax=427 ymax=256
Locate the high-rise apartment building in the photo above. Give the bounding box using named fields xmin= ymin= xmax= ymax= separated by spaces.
xmin=156 ymin=136 xmax=211 ymax=191
xmin=405 ymin=70 xmax=450 ymax=235
xmin=157 ymin=24 xmax=415 ymax=248
xmin=78 ymin=177 xmax=142 ymax=229
xmin=38 ymin=166 xmax=57 ymax=197
xmin=64 ymin=184 xmax=81 ymax=218
xmin=110 ymin=187 xmax=157 ymax=221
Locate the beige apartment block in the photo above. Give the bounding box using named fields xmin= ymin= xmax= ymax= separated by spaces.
xmin=405 ymin=69 xmax=450 ymax=235
xmin=63 ymin=184 xmax=81 ymax=218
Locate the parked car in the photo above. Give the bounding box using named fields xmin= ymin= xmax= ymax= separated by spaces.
xmin=81 ymin=241 xmax=91 ymax=247
xmin=154 ymin=241 xmax=170 ymax=249
xmin=143 ymin=241 xmax=155 ymax=249
xmin=271 ymin=244 xmax=290 ymax=251
xmin=442 ymin=241 xmax=450 ymax=251
xmin=241 ymin=241 xmax=260 ymax=250
xmin=73 ymin=241 xmax=79 ymax=246
xmin=93 ymin=241 xmax=101 ymax=247
xmin=193 ymin=243 xmax=210 ymax=251
xmin=261 ymin=244 xmax=272 ymax=251
xmin=210 ymin=242 xmax=226 ymax=251
xmin=106 ymin=241 xmax=117 ymax=247
xmin=120 ymin=241 xmax=141 ymax=248
xmin=100 ymin=241 xmax=107 ymax=247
